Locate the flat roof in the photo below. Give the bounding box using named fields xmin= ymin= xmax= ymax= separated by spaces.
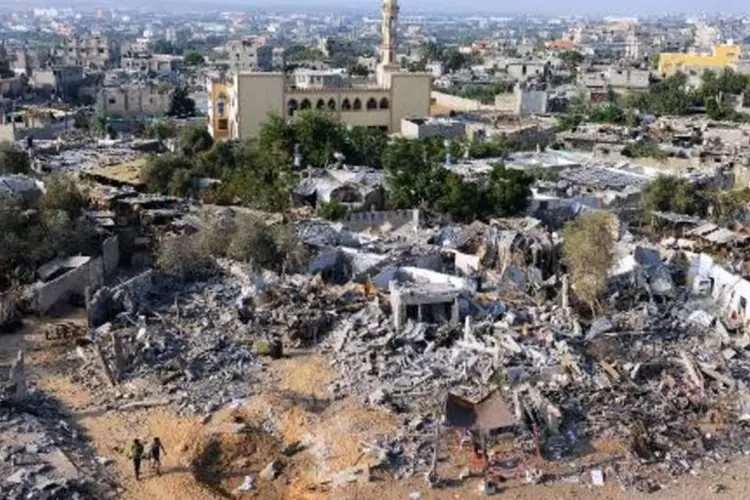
xmin=86 ymin=158 xmax=147 ymax=187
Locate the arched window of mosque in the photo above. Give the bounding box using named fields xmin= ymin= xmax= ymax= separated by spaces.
xmin=342 ymin=98 xmax=352 ymax=111
xmin=316 ymin=99 xmax=325 ymax=110
xmin=288 ymin=99 xmax=299 ymax=116
xmin=366 ymin=98 xmax=377 ymax=110
xmin=300 ymin=99 xmax=311 ymax=110
xmin=379 ymin=97 xmax=389 ymax=109
xmin=327 ymin=98 xmax=336 ymax=110
xmin=353 ymin=98 xmax=362 ymax=111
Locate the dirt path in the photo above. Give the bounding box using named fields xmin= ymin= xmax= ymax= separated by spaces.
xmin=2 ymin=314 xmax=222 ymax=500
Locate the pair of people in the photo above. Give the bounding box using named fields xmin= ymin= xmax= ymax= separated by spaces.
xmin=130 ymin=437 xmax=166 ymax=481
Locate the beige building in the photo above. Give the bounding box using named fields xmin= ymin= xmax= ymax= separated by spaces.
xmin=53 ymin=35 xmax=120 ymax=70
xmin=226 ymin=38 xmax=274 ymax=72
xmin=96 ymin=84 xmax=173 ymax=118
xmin=215 ymin=0 xmax=432 ymax=139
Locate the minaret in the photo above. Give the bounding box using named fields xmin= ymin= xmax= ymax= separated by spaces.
xmin=377 ymin=0 xmax=399 ymax=85
xmin=381 ymin=0 xmax=398 ymax=67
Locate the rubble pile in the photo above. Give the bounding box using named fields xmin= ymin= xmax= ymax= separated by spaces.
xmin=78 ymin=277 xmax=262 ymax=415
xmin=0 ymin=392 xmax=115 ymax=500
xmin=78 ymin=269 xmax=355 ymax=415
xmin=329 ymin=308 xmax=500 ymax=410
xmin=325 ymin=283 xmax=750 ymax=489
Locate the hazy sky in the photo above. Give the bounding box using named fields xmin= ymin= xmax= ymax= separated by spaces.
xmin=228 ymin=0 xmax=748 ymax=16
xmin=12 ymin=0 xmax=748 ymax=16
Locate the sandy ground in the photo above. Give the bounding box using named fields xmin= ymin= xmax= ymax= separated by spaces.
xmin=4 ymin=312 xmax=750 ymax=500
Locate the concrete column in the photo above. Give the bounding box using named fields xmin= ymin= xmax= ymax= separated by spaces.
xmin=9 ymin=350 xmax=25 ymax=401
xmin=464 ymin=315 xmax=472 ymax=338
xmin=451 ymin=298 xmax=460 ymax=326
xmin=390 ymin=281 xmax=404 ymax=329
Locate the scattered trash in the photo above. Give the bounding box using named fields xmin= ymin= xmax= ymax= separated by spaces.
xmin=591 ymin=469 xmax=604 ymax=487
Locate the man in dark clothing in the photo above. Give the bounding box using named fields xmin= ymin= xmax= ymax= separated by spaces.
xmin=131 ymin=439 xmax=144 ymax=481
xmin=149 ymin=437 xmax=167 ymax=476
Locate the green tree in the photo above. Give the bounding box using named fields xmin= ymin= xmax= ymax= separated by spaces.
xmin=284 ymin=45 xmax=325 ymax=63
xmin=559 ymin=50 xmax=583 ymax=72
xmin=177 ymin=123 xmax=214 ymax=156
xmin=317 ymin=201 xmax=347 ymax=221
xmin=258 ymin=113 xmax=296 ymax=154
xmin=621 ymin=142 xmax=668 ymax=161
xmin=226 ymin=215 xmax=305 ymax=274
xmin=624 ymin=72 xmax=692 ymax=115
xmin=291 ymin=110 xmax=347 ymax=168
xmin=215 ymin=139 xmax=294 ymax=211
xmin=156 ymin=233 xmax=214 ymax=281
xmin=141 ymin=154 xmax=193 ymax=193
xmin=484 ymin=163 xmax=533 ymax=217
xmin=563 ymin=211 xmax=617 ymax=315
xmin=643 ymin=175 xmax=700 ymax=215
xmin=142 ymin=119 xmax=177 ymax=140
xmin=383 ymin=138 xmax=448 ymax=209
xmin=152 ymin=39 xmax=177 ymax=55
xmin=589 ymin=103 xmax=627 ymax=124
xmin=195 ymin=140 xmax=236 ymax=178
xmin=182 ymin=50 xmax=205 ymax=66
xmin=348 ymin=63 xmax=370 ymax=77
xmin=168 ymin=86 xmax=197 ymax=117
xmin=0 ymin=142 xmax=30 ymax=175
xmin=421 ymin=41 xmax=443 ymax=62
xmin=40 ymin=174 xmax=87 ymax=218
xmin=344 ymin=126 xmax=388 ymax=167
xmin=442 ymin=49 xmax=470 ymax=73
xmin=434 ymin=172 xmax=481 ymax=221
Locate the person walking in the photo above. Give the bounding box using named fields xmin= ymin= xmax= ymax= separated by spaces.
xmin=130 ymin=439 xmax=144 ymax=481
xmin=149 ymin=437 xmax=167 ymax=476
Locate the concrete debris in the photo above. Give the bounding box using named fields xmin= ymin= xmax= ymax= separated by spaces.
xmin=0 ymin=392 xmax=116 ymax=499
xmin=233 ymin=475 xmax=255 ymax=493
xmin=259 ymin=459 xmax=282 ymax=480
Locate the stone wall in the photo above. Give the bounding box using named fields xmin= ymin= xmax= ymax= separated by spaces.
xmin=35 ymin=257 xmax=104 ymax=314
xmin=0 ymin=292 xmax=19 ymax=330
xmin=102 ymin=235 xmax=120 ymax=277
xmin=343 ymin=209 xmax=420 ymax=232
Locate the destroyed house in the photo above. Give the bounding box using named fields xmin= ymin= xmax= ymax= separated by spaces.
xmin=293 ymin=168 xmax=384 ymax=210
xmin=686 ymin=222 xmax=750 ymax=249
xmin=690 ymin=253 xmax=750 ymax=321
xmin=381 ymin=267 xmax=475 ymax=329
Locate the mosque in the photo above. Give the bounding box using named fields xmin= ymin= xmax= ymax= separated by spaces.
xmin=208 ymin=0 xmax=432 ymax=140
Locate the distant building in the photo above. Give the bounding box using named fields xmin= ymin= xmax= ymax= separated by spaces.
xmin=515 ymin=88 xmax=548 ymax=117
xmin=29 ymin=66 xmax=84 ymax=100
xmin=0 ymin=108 xmax=75 ymax=141
xmin=53 ymin=35 xmax=120 ymax=71
xmin=658 ymin=44 xmax=741 ymax=77
xmin=216 ymin=0 xmax=432 ymax=139
xmin=96 ymin=84 xmax=173 ymax=118
xmin=226 ymin=39 xmax=273 ymax=72
xmin=12 ymin=47 xmax=51 ymax=77
xmin=544 ymin=39 xmax=576 ymax=51
xmin=579 ymin=66 xmax=651 ymax=100
xmin=121 ymin=52 xmax=181 ymax=76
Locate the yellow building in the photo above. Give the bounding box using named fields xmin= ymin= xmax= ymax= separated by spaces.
xmin=207 ymin=79 xmax=230 ymax=141
xmin=658 ymin=44 xmax=742 ymax=76
xmin=208 ymin=0 xmax=432 ymax=140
